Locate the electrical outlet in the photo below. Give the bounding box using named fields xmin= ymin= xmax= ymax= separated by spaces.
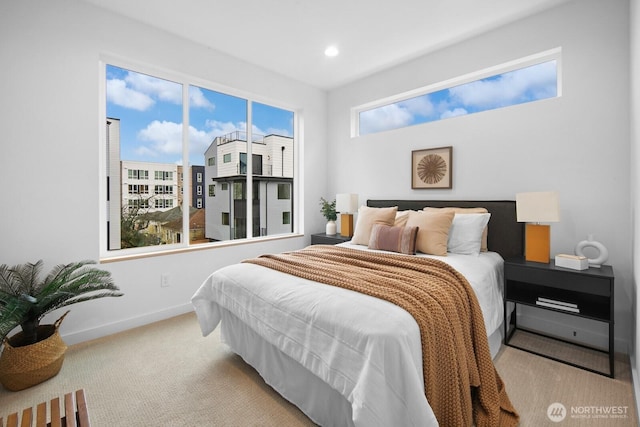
xmin=161 ymin=274 xmax=170 ymax=288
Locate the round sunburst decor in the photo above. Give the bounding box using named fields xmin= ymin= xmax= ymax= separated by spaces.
xmin=417 ymin=154 xmax=447 ymax=184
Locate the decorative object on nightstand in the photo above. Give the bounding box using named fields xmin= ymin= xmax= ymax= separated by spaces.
xmin=319 ymin=197 xmax=337 ymax=235
xmin=554 ymin=254 xmax=588 ymax=270
xmin=575 ymin=234 xmax=609 ymax=268
xmin=515 ymin=191 xmax=560 ymax=263
xmin=336 ymin=193 xmax=358 ymax=237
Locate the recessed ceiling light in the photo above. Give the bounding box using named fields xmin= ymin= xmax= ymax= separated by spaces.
xmin=324 ymin=45 xmax=339 ymax=57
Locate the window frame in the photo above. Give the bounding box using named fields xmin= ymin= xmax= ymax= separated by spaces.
xmin=351 ymin=47 xmax=562 ymax=137
xmin=98 ymin=55 xmax=301 ymax=261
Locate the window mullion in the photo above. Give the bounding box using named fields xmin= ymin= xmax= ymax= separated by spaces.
xmin=246 ymin=101 xmax=253 ymax=238
xmin=182 ymin=83 xmax=190 ymax=246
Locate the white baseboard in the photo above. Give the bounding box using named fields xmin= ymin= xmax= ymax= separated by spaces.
xmin=61 ymin=303 xmax=194 ymax=346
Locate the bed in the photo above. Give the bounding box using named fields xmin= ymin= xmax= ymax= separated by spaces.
xmin=192 ymin=200 xmax=524 ymax=426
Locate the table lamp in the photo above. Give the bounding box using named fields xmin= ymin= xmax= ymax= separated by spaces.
xmin=516 ymin=191 xmax=560 ymax=263
xmin=336 ymin=193 xmax=358 ymax=237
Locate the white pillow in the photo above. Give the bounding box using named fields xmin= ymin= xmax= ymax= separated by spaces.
xmin=447 ymin=213 xmax=491 ymax=255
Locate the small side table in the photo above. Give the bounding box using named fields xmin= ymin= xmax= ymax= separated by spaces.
xmin=504 ymin=257 xmax=615 ymax=377
xmin=311 ymin=233 xmax=351 ymax=245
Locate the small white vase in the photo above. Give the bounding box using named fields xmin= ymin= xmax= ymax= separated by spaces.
xmin=326 ymin=220 xmax=337 ymax=235
xmin=575 ymin=234 xmax=608 ymax=268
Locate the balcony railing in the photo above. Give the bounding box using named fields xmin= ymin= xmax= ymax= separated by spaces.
xmin=215 ymin=131 xmax=265 ymax=145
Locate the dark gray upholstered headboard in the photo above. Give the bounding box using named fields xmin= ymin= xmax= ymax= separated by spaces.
xmin=366 ymin=200 xmax=524 ymax=260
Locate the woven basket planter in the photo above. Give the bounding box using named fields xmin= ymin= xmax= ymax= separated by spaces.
xmin=0 ymin=312 xmax=68 ymax=391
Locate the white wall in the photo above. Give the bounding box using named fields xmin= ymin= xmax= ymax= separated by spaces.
xmin=630 ymin=0 xmax=640 ymax=410
xmin=0 ymin=0 xmax=328 ymax=343
xmin=328 ymin=0 xmax=632 ymax=352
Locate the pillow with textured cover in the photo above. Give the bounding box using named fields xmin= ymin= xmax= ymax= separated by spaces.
xmin=394 ymin=210 xmax=411 ymax=227
xmin=424 ymin=207 xmax=489 ymax=251
xmin=447 ymin=213 xmax=491 ymax=256
xmin=352 ymin=205 xmax=398 ymax=245
xmin=405 ymin=210 xmax=455 ymax=256
xmin=368 ymin=224 xmax=419 ymax=255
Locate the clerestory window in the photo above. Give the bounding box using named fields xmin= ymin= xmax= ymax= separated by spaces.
xmin=353 ymin=48 xmax=561 ymax=136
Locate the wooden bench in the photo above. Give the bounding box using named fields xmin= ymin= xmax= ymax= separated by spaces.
xmin=0 ymin=389 xmax=90 ymax=427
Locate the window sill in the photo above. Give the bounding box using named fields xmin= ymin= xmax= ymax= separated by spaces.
xmin=99 ymin=233 xmax=304 ymax=264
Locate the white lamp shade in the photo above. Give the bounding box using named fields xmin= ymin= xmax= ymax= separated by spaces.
xmin=336 ymin=193 xmax=359 ymax=213
xmin=516 ymin=191 xmax=560 ymax=223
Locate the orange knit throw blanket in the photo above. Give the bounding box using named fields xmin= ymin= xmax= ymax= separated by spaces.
xmin=243 ymin=245 xmax=519 ymax=427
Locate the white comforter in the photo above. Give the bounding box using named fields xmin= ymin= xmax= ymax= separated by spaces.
xmin=192 ymin=244 xmax=504 ymax=427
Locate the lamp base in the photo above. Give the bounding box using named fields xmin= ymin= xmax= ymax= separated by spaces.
xmin=525 ymin=224 xmax=550 ymax=263
xmin=340 ymin=213 xmax=354 ymax=237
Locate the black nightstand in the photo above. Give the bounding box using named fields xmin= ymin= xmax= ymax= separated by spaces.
xmin=311 ymin=233 xmax=351 ymax=245
xmin=504 ymin=257 xmax=615 ymax=377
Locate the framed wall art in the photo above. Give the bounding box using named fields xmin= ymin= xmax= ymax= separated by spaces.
xmin=411 ymin=146 xmax=452 ymax=189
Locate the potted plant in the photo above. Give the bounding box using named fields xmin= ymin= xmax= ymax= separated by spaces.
xmin=319 ymin=197 xmax=337 ymax=235
xmin=0 ymin=260 xmax=123 ymax=391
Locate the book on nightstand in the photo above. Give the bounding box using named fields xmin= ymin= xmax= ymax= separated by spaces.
xmin=535 ymin=297 xmax=580 ymax=313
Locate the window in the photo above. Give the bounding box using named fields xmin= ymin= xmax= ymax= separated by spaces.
xmin=128 ymin=184 xmax=148 ymax=194
xmin=277 ymin=183 xmax=290 ymax=200
xmin=128 ymin=169 xmax=148 ymax=180
xmin=155 ymin=199 xmax=173 ymax=209
xmin=154 ymin=185 xmax=173 ymax=195
xmin=283 ymin=212 xmax=291 ymax=225
xmin=354 ymin=49 xmax=560 ymax=136
xmin=103 ymin=61 xmax=296 ymax=256
xmin=155 ymin=171 xmax=173 ymax=181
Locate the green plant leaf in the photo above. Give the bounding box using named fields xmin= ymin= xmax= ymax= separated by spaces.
xmin=0 ymin=260 xmax=123 ymax=344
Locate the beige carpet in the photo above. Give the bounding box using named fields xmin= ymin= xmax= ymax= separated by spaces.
xmin=0 ymin=312 xmax=637 ymax=426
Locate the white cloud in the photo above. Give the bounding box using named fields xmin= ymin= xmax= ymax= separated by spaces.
xmin=125 ymin=72 xmax=182 ymax=105
xmin=205 ymin=120 xmax=244 ymax=137
xmin=359 ymin=104 xmax=413 ymax=135
xmin=138 ymin=120 xmax=183 ymax=156
xmin=189 ymin=87 xmax=215 ymax=110
xmin=398 ymin=95 xmax=434 ymax=117
xmin=440 ymin=108 xmax=468 ymax=119
xmin=106 ymin=78 xmax=154 ymax=111
xmin=108 ymin=71 xmax=215 ymax=111
xmin=449 ymin=61 xmax=556 ymax=109
xmin=137 ymin=120 xmax=226 ymax=162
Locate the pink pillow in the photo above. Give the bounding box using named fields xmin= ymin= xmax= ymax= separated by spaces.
xmin=368 ymin=224 xmax=419 ymax=255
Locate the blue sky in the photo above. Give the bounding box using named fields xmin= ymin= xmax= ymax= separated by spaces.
xmin=106 ymin=65 xmax=293 ymax=166
xmin=359 ymin=60 xmax=557 ymax=135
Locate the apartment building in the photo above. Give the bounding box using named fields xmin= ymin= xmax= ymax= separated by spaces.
xmin=204 ymin=131 xmax=294 ymax=241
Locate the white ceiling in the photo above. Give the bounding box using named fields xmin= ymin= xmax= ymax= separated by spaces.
xmin=81 ymin=0 xmax=571 ymax=90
